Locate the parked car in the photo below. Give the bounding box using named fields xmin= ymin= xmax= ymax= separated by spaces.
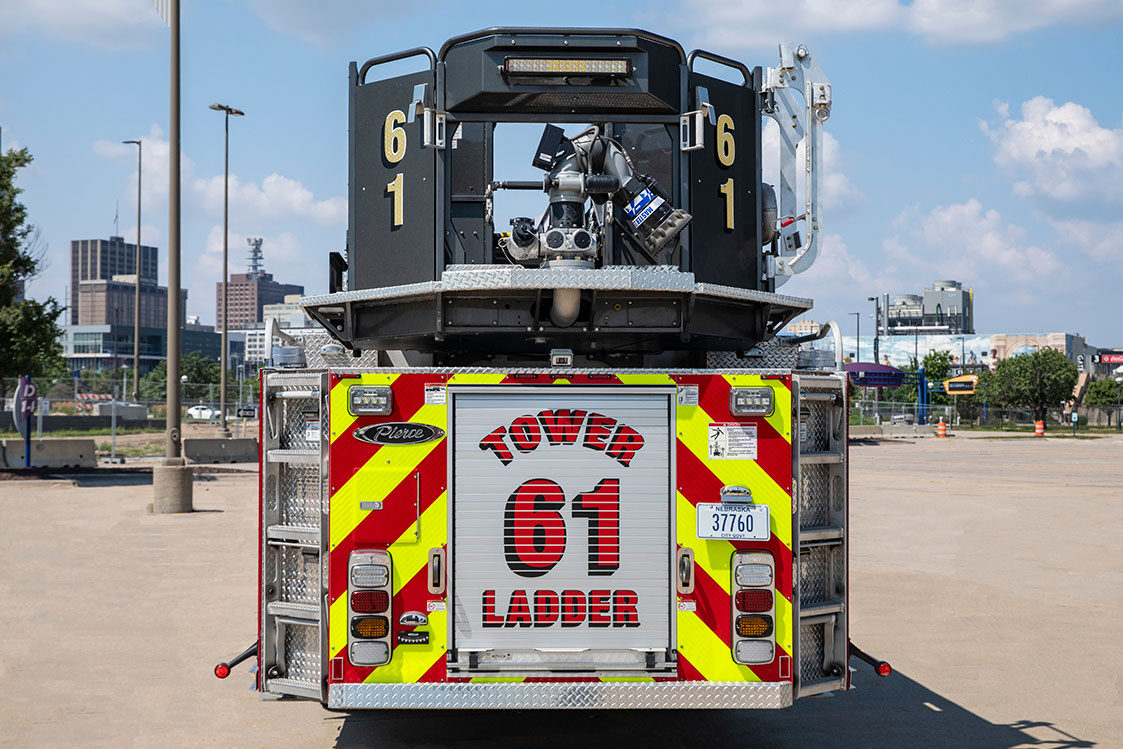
xmin=187 ymin=405 xmax=216 ymax=419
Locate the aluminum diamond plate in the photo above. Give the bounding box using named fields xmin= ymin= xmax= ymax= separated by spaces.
xmin=328 ymin=682 xmax=792 ymax=710
xmin=300 ymin=266 xmax=813 ymax=309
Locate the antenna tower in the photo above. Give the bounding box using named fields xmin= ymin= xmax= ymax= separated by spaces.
xmin=246 ymin=237 xmax=264 ymax=278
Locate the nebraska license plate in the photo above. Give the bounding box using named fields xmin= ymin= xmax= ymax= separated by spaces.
xmin=696 ymin=503 xmax=770 ymax=541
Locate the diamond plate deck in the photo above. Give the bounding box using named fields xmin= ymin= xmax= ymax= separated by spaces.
xmin=328 ymin=681 xmax=792 ymax=709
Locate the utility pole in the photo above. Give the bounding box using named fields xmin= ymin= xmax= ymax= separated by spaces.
xmin=209 ymin=103 xmax=244 ymax=437
xmin=868 ymin=296 xmax=880 ymax=364
xmin=152 ymin=0 xmax=192 ymax=513
xmin=123 ymin=139 xmax=142 ymax=401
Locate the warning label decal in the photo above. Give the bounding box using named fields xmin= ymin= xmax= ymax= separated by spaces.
xmin=708 ymin=423 xmax=758 ymax=460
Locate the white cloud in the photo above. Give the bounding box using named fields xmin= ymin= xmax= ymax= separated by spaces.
xmin=1050 ymin=218 xmax=1123 ymax=268
xmin=680 ymin=0 xmax=1123 ymax=48
xmin=192 ymin=227 xmax=308 ymax=323
xmin=980 ymin=96 xmax=1123 ymax=203
xmin=195 ymin=173 xmax=346 ymax=225
xmin=246 ymin=0 xmax=392 ymax=47
xmin=1 ymin=0 xmax=162 ymax=49
xmin=93 ymin=124 xmax=175 ymax=212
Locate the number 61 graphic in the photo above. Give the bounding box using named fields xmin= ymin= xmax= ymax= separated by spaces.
xmin=504 ymin=478 xmax=620 ymax=578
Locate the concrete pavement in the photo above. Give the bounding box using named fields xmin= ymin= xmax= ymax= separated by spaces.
xmin=1 ymin=435 xmax=1120 ymax=747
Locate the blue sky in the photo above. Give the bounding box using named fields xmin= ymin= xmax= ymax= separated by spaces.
xmin=3 ymin=0 xmax=1122 ymax=345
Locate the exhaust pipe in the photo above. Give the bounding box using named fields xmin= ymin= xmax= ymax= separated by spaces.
xmin=550 ymin=288 xmax=581 ymax=328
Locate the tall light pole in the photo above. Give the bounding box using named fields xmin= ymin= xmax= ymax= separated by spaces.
xmin=209 ymin=103 xmax=244 ymax=437
xmin=867 ymin=296 xmax=880 ymax=364
xmin=152 ymin=0 xmax=192 ymax=514
xmin=849 ymin=311 xmax=860 ymax=362
xmin=123 ymin=139 xmax=142 ymax=401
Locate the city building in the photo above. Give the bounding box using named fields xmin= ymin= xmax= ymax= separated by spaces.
xmin=216 ymin=238 xmax=304 ymax=329
xmin=884 ymin=280 xmax=974 ymax=336
xmin=60 ymin=236 xmax=239 ymax=374
xmin=786 ymin=319 xmax=821 ymax=337
xmin=70 ymin=236 xmax=158 ymax=324
xmin=262 ymin=294 xmax=314 ymax=328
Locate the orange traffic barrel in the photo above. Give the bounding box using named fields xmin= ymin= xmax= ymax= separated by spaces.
xmin=937 ymin=420 xmax=947 ymax=438
xmin=1035 ymin=420 xmax=1045 ymax=437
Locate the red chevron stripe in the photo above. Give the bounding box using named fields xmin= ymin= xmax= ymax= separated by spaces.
xmin=677 ymin=651 xmax=706 ymax=681
xmin=328 ymin=374 xmax=431 ymax=496
xmin=329 ymin=443 xmax=447 ymax=603
xmin=692 ymin=564 xmax=733 ymax=647
xmin=676 ymin=373 xmax=792 ymax=493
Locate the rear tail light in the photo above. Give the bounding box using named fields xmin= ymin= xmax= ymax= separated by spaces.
xmin=735 ymin=589 xmax=773 ymax=612
xmin=351 ymin=616 xmax=390 ymax=639
xmin=735 ymin=563 xmax=773 ymax=587
xmin=736 ymin=615 xmax=774 ymax=638
xmin=731 ymin=551 xmax=777 ymax=666
xmin=350 ymin=590 xmax=390 ymax=613
xmin=349 ymin=550 xmax=392 ymax=666
xmin=351 ymin=564 xmax=389 ymax=588
xmin=735 ymin=640 xmax=774 ymax=663
xmin=350 ymin=641 xmax=389 ymax=665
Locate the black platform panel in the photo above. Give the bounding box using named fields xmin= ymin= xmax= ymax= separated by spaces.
xmin=687 ymin=71 xmax=762 ymax=290
xmin=349 ymin=67 xmax=438 ymax=290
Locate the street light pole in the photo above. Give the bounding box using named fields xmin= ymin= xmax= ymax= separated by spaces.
xmin=849 ymin=311 xmax=860 ymax=362
xmin=123 ymin=139 xmax=142 ymax=402
xmin=209 ymin=103 xmax=244 ymax=437
xmin=867 ymin=296 xmax=880 ymax=364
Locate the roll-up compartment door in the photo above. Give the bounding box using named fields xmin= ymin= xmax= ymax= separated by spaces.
xmin=449 ymin=387 xmax=675 ymax=675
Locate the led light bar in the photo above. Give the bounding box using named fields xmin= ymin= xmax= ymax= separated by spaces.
xmin=349 ymin=385 xmax=393 ymax=416
xmin=504 ymin=57 xmax=631 ymax=76
xmin=729 ymin=387 xmax=774 ymax=417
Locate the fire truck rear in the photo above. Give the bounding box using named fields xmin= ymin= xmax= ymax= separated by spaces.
xmin=218 ymin=28 xmax=888 ymax=709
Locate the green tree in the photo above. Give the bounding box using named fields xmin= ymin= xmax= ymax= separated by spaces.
xmin=992 ymin=349 xmax=1077 ymax=422
xmin=1084 ymin=378 xmax=1121 ymax=426
xmin=0 ymin=148 xmax=64 ymax=397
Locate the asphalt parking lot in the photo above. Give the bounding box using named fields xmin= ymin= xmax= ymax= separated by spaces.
xmin=1 ymin=434 xmax=1120 ymax=748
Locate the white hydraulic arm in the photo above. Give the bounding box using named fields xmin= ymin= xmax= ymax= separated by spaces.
xmin=762 ymin=43 xmax=832 ymax=287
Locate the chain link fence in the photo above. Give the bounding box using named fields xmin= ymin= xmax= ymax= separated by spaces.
xmin=851 ymin=398 xmax=1123 ymax=430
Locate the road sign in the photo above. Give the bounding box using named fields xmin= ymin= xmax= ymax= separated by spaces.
xmin=236 ymin=406 xmax=258 ymax=418
xmin=943 ymin=374 xmax=978 ymax=395
xmin=11 ymin=376 xmax=38 ymax=440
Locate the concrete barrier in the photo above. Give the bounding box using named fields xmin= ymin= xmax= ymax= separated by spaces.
xmin=849 ymin=425 xmax=883 ymax=438
xmin=0 ymin=439 xmax=98 ymax=468
xmin=881 ymin=424 xmax=936 ymax=438
xmin=183 ymin=438 xmax=259 ymax=464
xmin=92 ymin=403 xmax=148 ymax=420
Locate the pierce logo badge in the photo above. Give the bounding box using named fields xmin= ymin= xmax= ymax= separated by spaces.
xmin=399 ymin=612 xmax=428 ymax=627
xmin=354 ymin=422 xmax=445 ymax=446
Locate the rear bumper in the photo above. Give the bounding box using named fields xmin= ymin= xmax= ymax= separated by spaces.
xmin=327 ymin=681 xmax=792 ymax=709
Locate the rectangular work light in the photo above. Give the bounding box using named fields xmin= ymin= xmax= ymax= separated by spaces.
xmin=503 ymin=57 xmax=631 ymax=76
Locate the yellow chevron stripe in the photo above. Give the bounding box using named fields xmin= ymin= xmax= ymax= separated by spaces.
xmin=330 ymin=373 xmax=401 ymax=444
xmin=678 ymin=404 xmax=793 ymax=549
xmin=327 ymin=494 xmax=446 ymax=664
xmin=446 ymin=373 xmax=511 ymax=385
xmin=676 ymin=492 xmax=793 ymax=657
xmin=329 ymin=403 xmax=448 ymax=551
xmin=722 ymin=374 xmax=792 ymax=444
xmin=614 ymin=373 xmax=676 ymax=385
xmin=677 ymin=610 xmax=761 ymax=682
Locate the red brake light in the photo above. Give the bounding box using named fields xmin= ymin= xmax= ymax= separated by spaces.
xmin=351 ymin=589 xmax=390 ymax=613
xmin=736 ymin=589 xmax=773 ymax=612
xmin=877 ymin=661 xmax=892 ymax=677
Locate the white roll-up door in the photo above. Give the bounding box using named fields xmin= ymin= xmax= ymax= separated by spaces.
xmin=450 ymin=387 xmax=674 ymax=674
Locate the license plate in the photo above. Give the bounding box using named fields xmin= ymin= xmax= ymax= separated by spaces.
xmin=696 ymin=503 xmax=770 ymax=540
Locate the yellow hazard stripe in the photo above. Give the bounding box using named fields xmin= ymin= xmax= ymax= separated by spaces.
xmin=331 ymin=492 xmax=448 ymax=665
xmin=678 ymin=611 xmax=761 ymax=682
xmin=330 ymin=373 xmax=401 ymax=444
xmin=329 ymin=403 xmax=447 ymax=551
xmin=675 ymin=492 xmax=793 ymax=657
